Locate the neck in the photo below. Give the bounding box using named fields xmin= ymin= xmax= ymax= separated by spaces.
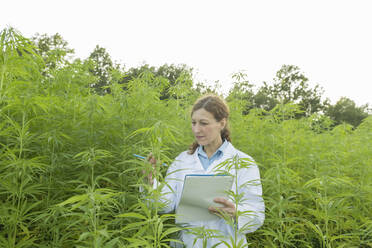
xmin=203 ymin=138 xmax=223 ymax=158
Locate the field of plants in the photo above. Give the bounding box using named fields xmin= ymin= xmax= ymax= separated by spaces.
xmin=1 ymin=28 xmax=372 ymax=247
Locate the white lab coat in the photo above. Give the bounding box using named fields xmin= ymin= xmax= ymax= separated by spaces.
xmin=155 ymin=142 xmax=265 ymax=247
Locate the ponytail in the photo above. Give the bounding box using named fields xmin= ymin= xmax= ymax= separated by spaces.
xmin=221 ymin=127 xmax=231 ymax=143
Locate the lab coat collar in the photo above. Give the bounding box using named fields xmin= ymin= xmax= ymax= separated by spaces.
xmin=192 ymin=142 xmax=236 ymax=173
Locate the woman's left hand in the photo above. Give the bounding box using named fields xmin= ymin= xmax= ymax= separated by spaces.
xmin=208 ymin=197 xmax=236 ymax=219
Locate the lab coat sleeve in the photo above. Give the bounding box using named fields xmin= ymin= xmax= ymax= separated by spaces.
xmin=153 ymin=159 xmax=180 ymax=214
xmin=236 ymin=159 xmax=265 ymax=233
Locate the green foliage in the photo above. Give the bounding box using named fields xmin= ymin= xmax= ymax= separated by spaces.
xmin=226 ymin=72 xmax=256 ymax=115
xmin=325 ymin=97 xmax=370 ymax=128
xmin=0 ymin=27 xmax=43 ymax=99
xmin=227 ymin=65 xmax=329 ymax=118
xmin=31 ymin=33 xmax=74 ymax=74
xmin=237 ymin=103 xmax=372 ymax=247
xmin=268 ymin=65 xmax=327 ymax=116
xmin=0 ymin=27 xmax=371 ymax=247
xmin=87 ymin=45 xmax=115 ymax=95
xmin=121 ymin=63 xmax=194 ymax=100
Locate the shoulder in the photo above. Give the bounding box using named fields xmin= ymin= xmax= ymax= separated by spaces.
xmin=174 ymin=150 xmax=193 ymax=161
xmin=223 ymin=144 xmax=262 ymax=183
xmin=224 ymin=143 xmax=259 ymax=177
xmin=226 ymin=142 xmax=255 ymax=162
xmin=169 ymin=150 xmax=195 ymax=169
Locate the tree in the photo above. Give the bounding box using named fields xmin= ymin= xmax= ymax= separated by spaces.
xmin=325 ymin=97 xmax=370 ymax=127
xmin=31 ymin=33 xmax=74 ymax=73
xmin=87 ymin=45 xmax=115 ymax=94
xmin=266 ymin=65 xmax=328 ymax=117
xmin=121 ymin=63 xmax=194 ymax=100
xmin=252 ymin=84 xmax=278 ymax=112
xmin=250 ymin=65 xmax=328 ymax=117
xmin=226 ymin=66 xmax=328 ymax=117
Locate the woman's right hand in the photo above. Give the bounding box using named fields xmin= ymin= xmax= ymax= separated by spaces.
xmin=143 ymin=152 xmax=156 ymax=185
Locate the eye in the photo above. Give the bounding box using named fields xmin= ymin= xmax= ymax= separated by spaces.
xmin=200 ymin=122 xmax=208 ymax=126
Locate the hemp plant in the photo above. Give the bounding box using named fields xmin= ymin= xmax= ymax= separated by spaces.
xmin=210 ymin=155 xmax=264 ymax=248
xmin=118 ymin=118 xmax=184 ymax=247
xmin=56 ymin=148 xmax=121 ymax=248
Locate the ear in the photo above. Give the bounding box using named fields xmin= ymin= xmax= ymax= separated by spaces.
xmin=220 ymin=118 xmax=227 ymax=130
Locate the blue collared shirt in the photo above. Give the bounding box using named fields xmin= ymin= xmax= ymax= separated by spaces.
xmin=197 ymin=140 xmax=229 ymax=170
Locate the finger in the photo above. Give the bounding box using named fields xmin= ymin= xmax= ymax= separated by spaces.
xmin=208 ymin=207 xmax=224 ymax=216
xmin=213 ymin=198 xmax=235 ymax=208
xmin=208 ymin=206 xmax=216 ymax=212
xmin=209 ymin=208 xmax=223 ymax=215
xmin=213 ymin=197 xmax=227 ymax=204
xmin=217 ymin=207 xmax=234 ymax=213
xmin=146 ymin=153 xmax=157 ymax=165
xmin=209 ymin=206 xmax=230 ymax=213
xmin=208 ymin=207 xmax=235 ymax=218
xmin=146 ymin=152 xmax=153 ymax=161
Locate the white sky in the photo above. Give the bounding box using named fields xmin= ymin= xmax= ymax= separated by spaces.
xmin=2 ymin=0 xmax=371 ymax=106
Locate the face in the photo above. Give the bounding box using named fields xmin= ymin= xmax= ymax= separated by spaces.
xmin=191 ymin=108 xmax=226 ymax=148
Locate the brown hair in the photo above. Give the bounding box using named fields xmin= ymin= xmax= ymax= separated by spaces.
xmin=188 ymin=94 xmax=231 ymax=154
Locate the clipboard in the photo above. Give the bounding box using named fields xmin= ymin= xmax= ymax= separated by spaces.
xmin=176 ymin=174 xmax=234 ymax=223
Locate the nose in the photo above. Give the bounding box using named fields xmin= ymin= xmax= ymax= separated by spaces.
xmin=192 ymin=123 xmax=200 ymax=134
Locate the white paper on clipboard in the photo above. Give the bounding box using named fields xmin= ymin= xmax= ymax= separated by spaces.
xmin=176 ymin=174 xmax=234 ymax=223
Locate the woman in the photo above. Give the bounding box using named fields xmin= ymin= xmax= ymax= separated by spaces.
xmin=147 ymin=94 xmax=264 ymax=247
